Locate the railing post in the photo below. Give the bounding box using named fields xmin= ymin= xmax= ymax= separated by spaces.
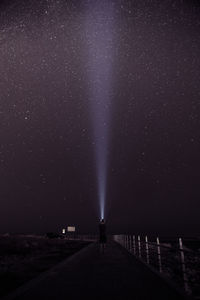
xmin=129 ymin=235 xmax=131 ymax=252
xmin=129 ymin=235 xmax=132 ymax=252
xmin=128 ymin=235 xmax=130 ymax=251
xmin=138 ymin=235 xmax=141 ymax=258
xmin=145 ymin=235 xmax=150 ymax=264
xmin=133 ymin=235 xmax=136 ymax=255
xmin=156 ymin=237 xmax=162 ymax=273
xmin=179 ymin=238 xmax=190 ymax=294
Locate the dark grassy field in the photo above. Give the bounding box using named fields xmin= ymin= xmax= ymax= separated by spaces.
xmin=0 ymin=234 xmax=90 ymax=298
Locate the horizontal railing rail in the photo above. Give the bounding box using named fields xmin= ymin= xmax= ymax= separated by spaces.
xmin=68 ymin=234 xmax=98 ymax=241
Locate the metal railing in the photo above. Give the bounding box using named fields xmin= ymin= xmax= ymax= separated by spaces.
xmin=72 ymin=234 xmax=97 ymax=242
xmin=113 ymin=235 xmax=200 ymax=298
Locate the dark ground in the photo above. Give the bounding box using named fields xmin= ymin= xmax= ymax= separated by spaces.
xmin=0 ymin=235 xmax=89 ymax=298
xmin=2 ymin=240 xmax=188 ymax=300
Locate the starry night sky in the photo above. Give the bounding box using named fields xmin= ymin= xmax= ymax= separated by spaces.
xmin=0 ymin=0 xmax=200 ymax=235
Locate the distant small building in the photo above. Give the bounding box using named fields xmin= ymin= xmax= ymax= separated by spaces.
xmin=67 ymin=226 xmax=75 ymax=232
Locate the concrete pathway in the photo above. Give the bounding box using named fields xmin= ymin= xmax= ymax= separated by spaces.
xmin=3 ymin=241 xmax=186 ymax=300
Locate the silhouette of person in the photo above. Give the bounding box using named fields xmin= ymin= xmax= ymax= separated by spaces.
xmin=99 ymin=218 xmax=107 ymax=252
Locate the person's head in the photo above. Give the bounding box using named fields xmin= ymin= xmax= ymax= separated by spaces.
xmin=100 ymin=218 xmax=105 ymax=223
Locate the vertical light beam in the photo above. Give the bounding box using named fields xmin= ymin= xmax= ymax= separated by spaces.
xmin=85 ymin=1 xmax=114 ymax=220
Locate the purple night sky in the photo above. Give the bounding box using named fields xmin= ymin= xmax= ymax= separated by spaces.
xmin=0 ymin=0 xmax=200 ymax=235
